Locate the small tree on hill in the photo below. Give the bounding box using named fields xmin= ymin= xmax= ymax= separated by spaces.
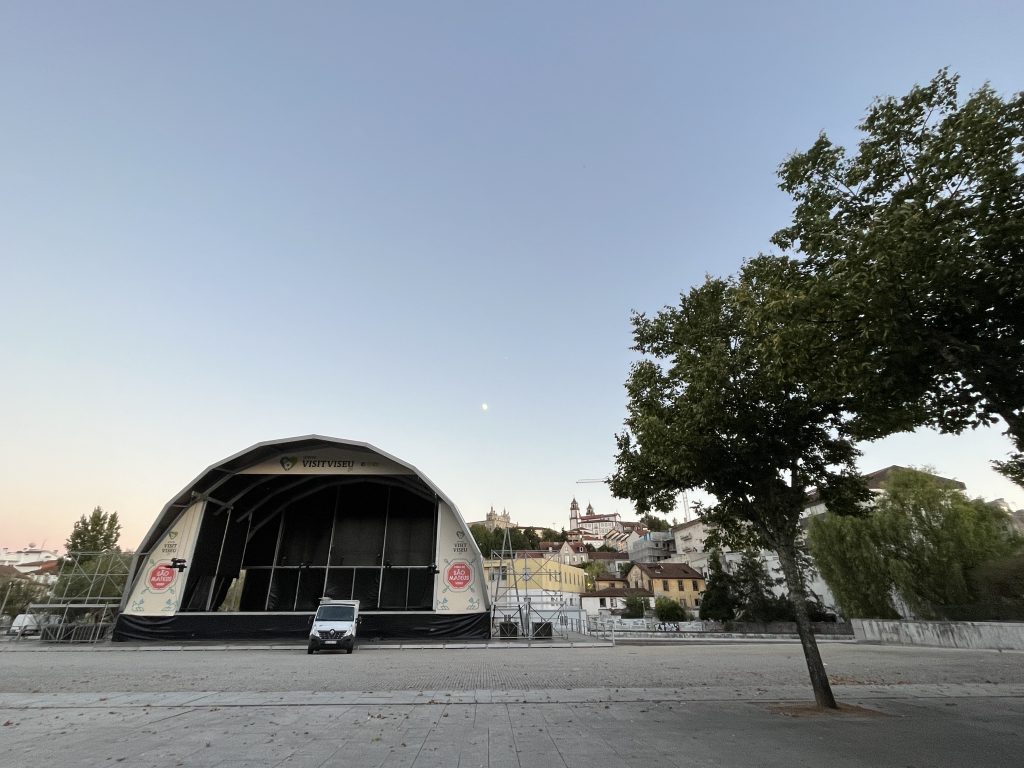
xmin=639 ymin=514 xmax=670 ymax=532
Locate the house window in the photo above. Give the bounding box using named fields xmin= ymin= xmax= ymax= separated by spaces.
xmin=679 ymin=597 xmax=687 ymax=607
xmin=662 ymin=580 xmax=669 ymax=591
xmin=599 ymin=598 xmax=607 ymax=607
xmin=677 ymin=580 xmax=685 ymax=591
xmin=692 ymin=580 xmax=699 ymax=591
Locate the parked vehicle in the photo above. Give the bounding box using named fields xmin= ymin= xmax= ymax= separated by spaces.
xmin=8 ymin=614 xmax=41 ymax=636
xmin=307 ymin=599 xmax=360 ymax=654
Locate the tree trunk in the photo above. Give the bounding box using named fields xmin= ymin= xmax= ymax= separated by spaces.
xmin=776 ymin=541 xmax=838 ymax=709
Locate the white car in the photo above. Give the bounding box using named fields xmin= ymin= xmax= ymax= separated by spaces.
xmin=308 ymin=599 xmax=359 ymax=654
xmin=8 ymin=614 xmax=41 ymax=636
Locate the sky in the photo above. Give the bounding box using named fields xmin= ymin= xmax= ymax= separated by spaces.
xmin=2 ymin=2 xmax=1023 ymax=554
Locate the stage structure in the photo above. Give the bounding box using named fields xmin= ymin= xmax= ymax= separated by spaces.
xmin=22 ymin=551 xmax=130 ymax=644
xmin=487 ymin=529 xmax=588 ymax=639
xmin=113 ymin=436 xmax=490 ymax=641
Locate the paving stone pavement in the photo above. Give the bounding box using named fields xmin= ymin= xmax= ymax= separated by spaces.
xmin=1 ymin=642 xmax=1022 ymax=767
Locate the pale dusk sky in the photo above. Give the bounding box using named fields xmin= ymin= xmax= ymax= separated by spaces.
xmin=2 ymin=2 xmax=1022 ymax=553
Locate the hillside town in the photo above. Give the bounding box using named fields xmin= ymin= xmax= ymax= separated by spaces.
xmin=4 ymin=464 xmax=1022 ymax=640
xmin=464 ymin=466 xmax=1024 ymax=637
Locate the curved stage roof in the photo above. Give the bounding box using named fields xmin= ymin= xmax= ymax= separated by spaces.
xmin=115 ymin=436 xmax=490 ymax=641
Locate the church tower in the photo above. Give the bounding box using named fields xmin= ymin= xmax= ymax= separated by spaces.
xmin=569 ymin=498 xmax=580 ymax=530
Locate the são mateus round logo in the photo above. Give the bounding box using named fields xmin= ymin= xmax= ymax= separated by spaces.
xmin=444 ymin=560 xmax=472 ymax=591
xmin=148 ymin=563 xmax=177 ymax=592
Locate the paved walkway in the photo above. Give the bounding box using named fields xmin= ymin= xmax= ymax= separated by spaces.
xmin=2 ymin=643 xmax=1022 ymax=767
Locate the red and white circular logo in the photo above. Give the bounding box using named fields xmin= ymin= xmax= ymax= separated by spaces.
xmin=445 ymin=560 xmax=473 ymax=591
xmin=148 ymin=564 xmax=177 ymax=592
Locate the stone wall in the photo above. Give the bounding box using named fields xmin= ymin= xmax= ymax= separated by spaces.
xmin=852 ymin=619 xmax=1024 ymax=650
xmin=589 ymin=618 xmax=853 ymax=639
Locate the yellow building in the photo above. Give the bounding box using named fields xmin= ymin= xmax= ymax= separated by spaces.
xmin=483 ymin=552 xmax=589 ymax=635
xmin=626 ymin=562 xmax=705 ymax=610
xmin=484 ymin=553 xmax=588 ymax=593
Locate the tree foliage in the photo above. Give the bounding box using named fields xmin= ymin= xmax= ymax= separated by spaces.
xmin=732 ymin=551 xmax=792 ymax=623
xmin=65 ymin=506 xmax=122 ymax=556
xmin=469 ymin=525 xmax=540 ymax=555
xmin=655 ymin=596 xmax=688 ymax=622
xmin=772 ymin=70 xmax=1024 ymax=482
xmin=611 ymin=261 xmax=868 ymax=708
xmin=577 ymin=560 xmax=606 ymax=592
xmin=968 ymin=553 xmax=1024 ymax=620
xmin=52 ymin=551 xmax=133 ymax=603
xmin=639 ymin=514 xmax=670 ymax=532
xmin=698 ymin=552 xmax=738 ymax=621
xmin=1 ymin=577 xmax=48 ymax=618
xmin=805 ymin=513 xmax=900 ymax=619
xmin=622 ymin=594 xmax=647 ymax=619
xmin=809 ymin=468 xmax=1022 ymax=619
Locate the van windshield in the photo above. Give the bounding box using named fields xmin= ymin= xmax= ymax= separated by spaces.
xmin=316 ymin=605 xmax=354 ymax=621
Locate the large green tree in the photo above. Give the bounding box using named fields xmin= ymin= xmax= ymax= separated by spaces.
xmin=809 ymin=468 xmax=1021 ymax=619
xmin=772 ymin=70 xmax=1024 ymax=482
xmin=65 ymin=506 xmax=122 ymax=556
xmin=804 ymin=513 xmax=900 ymax=619
xmin=611 ymin=261 xmax=868 ymax=709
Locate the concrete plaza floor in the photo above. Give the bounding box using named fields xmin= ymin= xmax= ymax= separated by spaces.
xmin=1 ymin=640 xmax=1022 ymax=767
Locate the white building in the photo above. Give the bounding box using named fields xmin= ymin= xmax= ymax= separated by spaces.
xmin=0 ymin=546 xmax=60 ymax=568
xmin=568 ymin=499 xmax=622 ymax=538
xmin=580 ymin=588 xmax=654 ymax=623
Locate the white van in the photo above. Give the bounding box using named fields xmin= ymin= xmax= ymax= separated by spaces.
xmin=307 ymin=599 xmax=359 ymax=654
xmin=8 ymin=614 xmax=41 ymax=636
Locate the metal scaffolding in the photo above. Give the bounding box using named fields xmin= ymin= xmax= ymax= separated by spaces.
xmin=488 ymin=530 xmax=586 ymax=640
xmin=23 ymin=551 xmax=130 ymax=643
